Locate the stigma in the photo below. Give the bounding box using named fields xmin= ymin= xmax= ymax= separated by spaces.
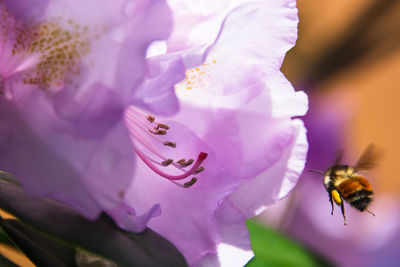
xmin=124 ymin=107 xmax=207 ymax=188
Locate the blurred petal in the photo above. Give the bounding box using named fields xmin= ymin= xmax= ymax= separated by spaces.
xmin=0 ymin=0 xmax=175 ymax=225
xmin=1 ymin=0 xmax=49 ymax=21
xmin=0 ymin=95 xmax=99 ymax=217
xmin=0 ymin=91 xmax=140 ymax=219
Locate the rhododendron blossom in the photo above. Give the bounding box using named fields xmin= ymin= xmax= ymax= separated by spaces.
xmin=0 ymin=0 xmax=308 ymax=266
xmin=0 ymin=0 xmax=181 ymax=230
xmin=123 ymin=0 xmax=308 ymax=266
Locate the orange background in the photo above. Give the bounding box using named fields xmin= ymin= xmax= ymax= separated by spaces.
xmin=283 ymin=0 xmax=400 ymax=194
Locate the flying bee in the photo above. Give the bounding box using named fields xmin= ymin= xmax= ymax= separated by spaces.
xmin=309 ymin=143 xmax=379 ymax=225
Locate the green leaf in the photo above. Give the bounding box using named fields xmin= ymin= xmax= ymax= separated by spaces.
xmin=0 ymin=179 xmax=188 ymax=267
xmin=245 ymin=220 xmax=335 ymax=267
xmin=0 ymin=217 xmax=77 ymax=267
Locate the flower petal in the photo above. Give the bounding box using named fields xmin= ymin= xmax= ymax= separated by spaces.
xmin=215 ymin=119 xmax=307 ymax=249
xmin=223 ymin=119 xmax=307 ymax=216
xmin=194 ymin=243 xmax=254 ymax=267
xmin=175 ymin=0 xmax=299 ymax=105
xmin=114 ymin=0 xmax=173 ymax=100
xmin=8 ymin=0 xmax=176 ymax=121
xmin=107 ymin=202 xmax=162 ymax=233
xmin=133 ymin=52 xmax=185 ymax=116
xmin=172 ymin=0 xmax=306 ymax=179
xmin=173 ymin=90 xmax=300 ymax=179
xmin=1 ymin=0 xmax=48 ymax=21
xmin=212 ymin=1 xmax=298 ymax=78
xmin=0 ymin=91 xmax=136 ymax=219
xmin=124 ymin=119 xmax=237 ymax=265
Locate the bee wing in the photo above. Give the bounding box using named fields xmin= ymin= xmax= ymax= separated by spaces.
xmin=334 ymin=149 xmax=344 ymax=165
xmin=354 ymin=143 xmax=380 ymax=171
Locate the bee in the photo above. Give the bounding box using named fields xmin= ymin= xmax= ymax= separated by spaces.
xmin=309 ymin=143 xmax=379 ymax=225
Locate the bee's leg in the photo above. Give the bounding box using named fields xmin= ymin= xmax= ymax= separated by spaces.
xmin=340 ymin=201 xmax=347 ymax=225
xmin=329 ymin=193 xmax=335 ymax=215
xmin=366 ymin=208 xmax=376 ymax=216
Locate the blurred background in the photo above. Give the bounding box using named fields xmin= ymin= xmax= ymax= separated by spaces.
xmin=258 ymin=0 xmax=400 ymax=266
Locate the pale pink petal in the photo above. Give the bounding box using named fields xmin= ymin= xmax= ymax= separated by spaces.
xmin=215 ymin=120 xmax=307 ymax=249
xmin=133 ymin=53 xmax=185 ymax=115
xmin=173 ymin=92 xmax=301 ymax=179
xmin=124 ymin=118 xmax=238 ymax=265
xmin=167 ymin=0 xmax=252 ymax=50
xmin=0 ymin=1 xmax=175 ymax=230
xmin=107 ymin=202 xmax=161 ymax=233
xmin=194 ymin=243 xmax=253 ymax=267
xmin=175 ymin=0 xmax=304 ymax=110
xmin=1 ymin=0 xmax=48 ymax=21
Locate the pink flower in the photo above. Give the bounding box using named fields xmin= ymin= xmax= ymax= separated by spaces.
xmin=0 ymin=0 xmax=181 ymax=230
xmin=122 ymin=1 xmax=308 ymax=266
xmin=0 ymin=0 xmax=308 ymax=266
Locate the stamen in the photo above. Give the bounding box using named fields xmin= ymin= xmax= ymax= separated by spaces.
xmin=0 ymin=7 xmax=95 ymax=91
xmin=135 ymin=150 xmax=207 ymax=181
xmin=184 ymin=177 xmax=197 ymax=188
xmin=126 ymin=112 xmax=188 ymax=171
xmin=194 ymin=167 xmax=205 ymax=174
xmin=157 ymin=123 xmax=170 ymax=130
xmin=125 ymin=107 xmax=208 ymax=188
xmin=147 ymin=115 xmax=155 ymax=123
xmin=163 ymin=141 xmax=176 ymax=148
xmin=156 ymin=129 xmax=167 ymax=135
xmin=162 ymin=159 xmax=173 ymax=166
xmin=177 ymin=158 xmax=194 ymax=167
xmin=149 ymin=129 xmax=167 ymax=135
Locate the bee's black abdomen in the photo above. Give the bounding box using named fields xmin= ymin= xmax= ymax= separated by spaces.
xmin=345 ymin=189 xmax=373 ymax=211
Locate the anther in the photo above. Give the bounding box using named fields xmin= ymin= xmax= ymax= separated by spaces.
xmin=163 ymin=141 xmax=176 ymax=148
xmin=157 ymin=123 xmax=170 ymax=130
xmin=177 ymin=158 xmax=194 ymax=167
xmin=194 ymin=166 xmax=205 ymax=174
xmin=147 ymin=115 xmax=155 ymax=123
xmin=184 ymin=177 xmax=197 ymax=188
xmin=162 ymin=159 xmax=173 ymax=166
xmin=149 ymin=129 xmax=167 ymax=135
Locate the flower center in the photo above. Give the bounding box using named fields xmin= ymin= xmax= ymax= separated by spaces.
xmin=0 ymin=4 xmax=96 ymax=95
xmin=176 ymin=59 xmax=217 ymax=92
xmin=124 ymin=106 xmax=207 ymax=188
